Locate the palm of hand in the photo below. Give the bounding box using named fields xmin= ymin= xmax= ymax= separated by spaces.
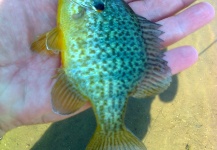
xmin=0 ymin=1 xmax=61 ymax=134
xmin=0 ymin=0 xmax=214 ymax=137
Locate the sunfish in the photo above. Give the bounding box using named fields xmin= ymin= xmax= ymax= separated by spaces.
xmin=31 ymin=0 xmax=172 ymax=149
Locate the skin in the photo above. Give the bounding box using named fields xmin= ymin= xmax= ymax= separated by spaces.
xmin=0 ymin=0 xmax=215 ymax=138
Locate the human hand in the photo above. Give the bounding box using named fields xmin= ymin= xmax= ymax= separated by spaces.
xmin=0 ymin=0 xmax=215 ymax=138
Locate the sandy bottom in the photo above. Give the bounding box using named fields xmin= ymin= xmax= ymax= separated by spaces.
xmin=0 ymin=1 xmax=217 ymax=150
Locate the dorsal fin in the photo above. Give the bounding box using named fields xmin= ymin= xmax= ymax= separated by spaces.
xmin=131 ymin=16 xmax=172 ymax=98
xmin=137 ymin=16 xmax=164 ymax=49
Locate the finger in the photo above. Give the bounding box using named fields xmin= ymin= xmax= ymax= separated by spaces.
xmin=127 ymin=0 xmax=195 ymax=21
xmin=159 ymin=2 xmax=215 ymax=47
xmin=164 ymin=46 xmax=198 ymax=75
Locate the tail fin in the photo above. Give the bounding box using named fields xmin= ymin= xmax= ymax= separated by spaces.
xmin=86 ymin=127 xmax=147 ymax=150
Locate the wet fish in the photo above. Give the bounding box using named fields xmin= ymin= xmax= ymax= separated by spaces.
xmin=31 ymin=0 xmax=172 ymax=149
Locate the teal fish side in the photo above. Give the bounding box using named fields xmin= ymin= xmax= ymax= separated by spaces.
xmin=63 ymin=1 xmax=149 ymax=149
xmin=65 ymin=1 xmax=147 ymax=98
xmin=61 ymin=1 xmax=145 ymax=150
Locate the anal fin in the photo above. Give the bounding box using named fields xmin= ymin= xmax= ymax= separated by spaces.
xmin=51 ymin=70 xmax=88 ymax=115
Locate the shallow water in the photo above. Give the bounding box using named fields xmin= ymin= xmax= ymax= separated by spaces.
xmin=0 ymin=0 xmax=217 ymax=150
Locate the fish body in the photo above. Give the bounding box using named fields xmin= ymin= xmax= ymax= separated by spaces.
xmin=31 ymin=0 xmax=172 ymax=149
xmin=60 ymin=0 xmax=146 ymax=130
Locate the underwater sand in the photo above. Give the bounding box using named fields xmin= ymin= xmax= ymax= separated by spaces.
xmin=0 ymin=0 xmax=217 ymax=150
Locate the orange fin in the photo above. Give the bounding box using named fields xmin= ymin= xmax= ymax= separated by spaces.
xmin=46 ymin=27 xmax=62 ymax=53
xmin=86 ymin=127 xmax=147 ymax=150
xmin=31 ymin=27 xmax=62 ymax=55
xmin=51 ymin=70 xmax=88 ymax=115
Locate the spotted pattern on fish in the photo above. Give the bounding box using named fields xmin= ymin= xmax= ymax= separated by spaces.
xmin=62 ymin=1 xmax=147 ymax=131
xmin=31 ymin=0 xmax=172 ymax=149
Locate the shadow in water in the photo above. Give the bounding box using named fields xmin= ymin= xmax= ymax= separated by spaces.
xmin=31 ymin=75 xmax=178 ymax=150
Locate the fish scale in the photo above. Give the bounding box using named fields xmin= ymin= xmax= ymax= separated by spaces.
xmin=31 ymin=0 xmax=172 ymax=149
xmin=64 ymin=5 xmax=146 ymax=100
xmin=63 ymin=0 xmax=147 ymax=145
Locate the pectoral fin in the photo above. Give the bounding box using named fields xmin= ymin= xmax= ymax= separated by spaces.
xmin=51 ymin=70 xmax=88 ymax=115
xmin=31 ymin=27 xmax=63 ymax=54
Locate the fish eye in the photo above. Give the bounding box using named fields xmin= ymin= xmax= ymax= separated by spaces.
xmin=93 ymin=2 xmax=105 ymax=12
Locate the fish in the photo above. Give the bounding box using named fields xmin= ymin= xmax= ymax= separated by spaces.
xmin=31 ymin=0 xmax=172 ymax=149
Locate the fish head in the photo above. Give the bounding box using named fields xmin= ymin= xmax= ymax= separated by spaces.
xmin=57 ymin=0 xmax=106 ymax=22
